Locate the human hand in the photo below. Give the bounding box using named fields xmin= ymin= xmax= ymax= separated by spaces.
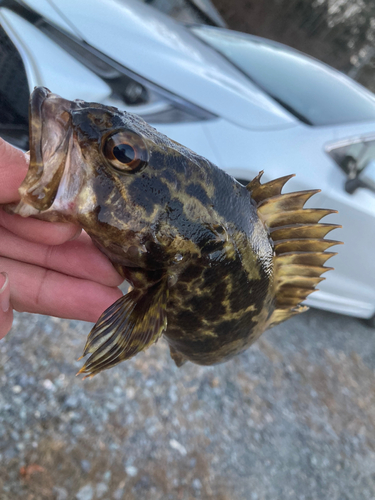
xmin=0 ymin=137 xmax=124 ymax=339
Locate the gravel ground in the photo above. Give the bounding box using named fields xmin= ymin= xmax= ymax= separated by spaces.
xmin=1 ymin=307 xmax=375 ymax=500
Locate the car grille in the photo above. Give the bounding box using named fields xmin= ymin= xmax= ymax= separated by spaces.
xmin=0 ymin=25 xmax=29 ymax=149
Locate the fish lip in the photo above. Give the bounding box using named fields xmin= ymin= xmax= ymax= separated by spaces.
xmin=15 ymin=87 xmax=74 ymax=214
xmin=28 ymin=86 xmax=52 ymax=181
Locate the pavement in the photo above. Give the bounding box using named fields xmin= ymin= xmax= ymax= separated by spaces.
xmin=1 ymin=307 xmax=375 ymax=500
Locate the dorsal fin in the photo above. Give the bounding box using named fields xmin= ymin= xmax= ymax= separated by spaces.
xmin=246 ymin=171 xmax=295 ymax=202
xmin=247 ymin=172 xmax=342 ymax=327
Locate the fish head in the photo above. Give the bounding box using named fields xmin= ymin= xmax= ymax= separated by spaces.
xmin=12 ymin=87 xmax=218 ymax=270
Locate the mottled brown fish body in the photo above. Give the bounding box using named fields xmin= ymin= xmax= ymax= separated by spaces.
xmin=6 ymin=87 xmax=341 ymax=376
xmin=164 ymin=194 xmax=275 ymax=365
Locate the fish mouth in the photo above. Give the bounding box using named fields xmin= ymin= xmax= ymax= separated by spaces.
xmin=15 ymin=87 xmax=74 ymax=215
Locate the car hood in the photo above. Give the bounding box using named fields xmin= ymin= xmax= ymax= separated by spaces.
xmin=22 ymin=0 xmax=297 ymax=130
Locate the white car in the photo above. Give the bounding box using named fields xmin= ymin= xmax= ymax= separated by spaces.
xmin=1 ymin=0 xmax=375 ymax=324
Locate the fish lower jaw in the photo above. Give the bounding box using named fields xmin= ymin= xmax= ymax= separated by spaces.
xmin=6 ymin=199 xmax=43 ymax=218
xmin=5 ymin=187 xmax=81 ymax=221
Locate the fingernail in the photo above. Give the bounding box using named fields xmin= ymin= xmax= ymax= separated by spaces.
xmin=68 ymin=227 xmax=82 ymax=241
xmin=0 ymin=272 xmax=10 ymax=313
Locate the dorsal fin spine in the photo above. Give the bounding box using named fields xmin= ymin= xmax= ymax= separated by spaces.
xmin=248 ymin=171 xmax=342 ymax=327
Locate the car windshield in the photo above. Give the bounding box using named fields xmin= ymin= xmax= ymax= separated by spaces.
xmin=190 ymin=26 xmax=375 ymax=126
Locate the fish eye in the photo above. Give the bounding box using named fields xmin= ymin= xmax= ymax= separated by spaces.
xmin=103 ymin=130 xmax=149 ymax=173
xmin=113 ymin=143 xmax=135 ymax=163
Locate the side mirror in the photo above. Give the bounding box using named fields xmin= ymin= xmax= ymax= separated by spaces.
xmin=345 ymin=160 xmax=375 ymax=194
xmin=358 ymin=159 xmax=375 ymax=192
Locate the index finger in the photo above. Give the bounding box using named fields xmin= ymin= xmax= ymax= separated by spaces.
xmin=0 ymin=137 xmax=28 ymax=203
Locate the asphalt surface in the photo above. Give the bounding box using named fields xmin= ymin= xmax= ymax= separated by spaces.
xmin=1 ymin=305 xmax=375 ymax=500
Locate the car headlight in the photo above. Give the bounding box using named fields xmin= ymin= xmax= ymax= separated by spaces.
xmin=2 ymin=0 xmax=217 ymax=125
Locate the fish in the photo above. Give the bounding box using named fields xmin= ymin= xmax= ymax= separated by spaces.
xmin=6 ymin=87 xmax=341 ymax=377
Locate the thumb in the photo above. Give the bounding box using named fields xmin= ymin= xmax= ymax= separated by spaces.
xmin=0 ymin=272 xmax=13 ymax=339
xmin=0 ymin=137 xmax=28 ymax=203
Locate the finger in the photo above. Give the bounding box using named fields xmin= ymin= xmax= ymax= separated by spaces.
xmin=0 ymin=138 xmax=28 ymax=203
xmin=0 ymin=272 xmax=14 ymax=340
xmin=0 ymin=208 xmax=81 ymax=245
xmin=1 ymin=257 xmax=123 ymax=323
xmin=0 ymin=227 xmax=123 ymax=287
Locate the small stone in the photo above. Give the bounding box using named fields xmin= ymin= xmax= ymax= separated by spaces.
xmin=126 ymin=414 xmax=134 ymax=425
xmin=54 ymin=375 xmax=65 ymax=388
xmin=105 ymin=402 xmax=117 ymax=411
xmin=168 ymin=386 xmax=178 ymax=403
xmin=53 ymin=486 xmax=68 ymax=500
xmin=65 ymin=396 xmax=78 ymax=409
xmin=113 ymin=487 xmax=125 ymax=500
xmin=210 ymin=377 xmax=220 ymax=388
xmin=4 ymin=448 xmax=16 ymax=460
xmin=12 ymin=385 xmax=22 ymax=394
xmin=96 ymin=482 xmax=108 ymax=498
xmin=76 ymin=484 xmax=94 ymax=500
xmin=42 ymin=379 xmax=55 ymax=391
xmin=126 ymin=387 xmax=135 ymax=399
xmin=19 ymin=374 xmax=29 ymax=386
xmin=103 ymin=470 xmax=111 ymax=482
xmin=11 ymin=430 xmax=20 ymax=440
xmin=80 ymin=460 xmax=91 ymax=473
xmin=68 ymin=411 xmax=78 ymax=421
xmin=72 ymin=424 xmax=85 ymax=436
xmin=169 ymin=439 xmax=187 ymax=456
xmin=126 ymin=465 xmax=138 ymax=477
xmin=192 ymin=479 xmax=202 ymax=489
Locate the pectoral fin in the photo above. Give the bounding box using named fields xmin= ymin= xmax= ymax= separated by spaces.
xmin=78 ymin=280 xmax=168 ymax=377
